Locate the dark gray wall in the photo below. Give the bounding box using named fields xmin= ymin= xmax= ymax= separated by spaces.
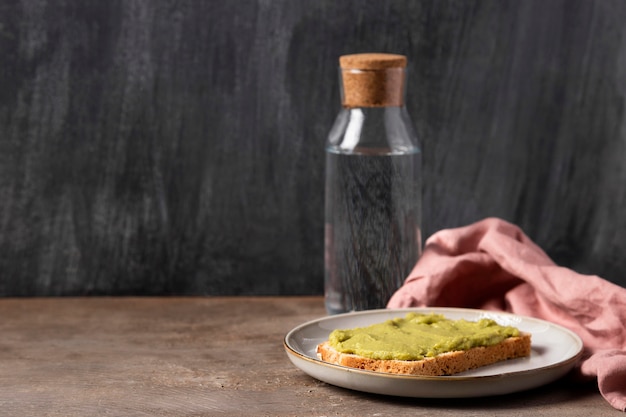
xmin=0 ymin=0 xmax=625 ymax=296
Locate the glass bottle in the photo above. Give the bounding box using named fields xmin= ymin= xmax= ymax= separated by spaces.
xmin=324 ymin=53 xmax=422 ymax=315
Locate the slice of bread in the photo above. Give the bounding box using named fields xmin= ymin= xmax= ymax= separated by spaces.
xmin=316 ymin=332 xmax=531 ymax=376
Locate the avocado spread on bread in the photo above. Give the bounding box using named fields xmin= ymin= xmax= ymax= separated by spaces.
xmin=328 ymin=313 xmax=521 ymax=361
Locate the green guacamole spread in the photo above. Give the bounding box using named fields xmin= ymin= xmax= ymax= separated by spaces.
xmin=329 ymin=313 xmax=520 ymax=361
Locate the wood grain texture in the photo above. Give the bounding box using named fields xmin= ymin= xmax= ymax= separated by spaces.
xmin=0 ymin=0 xmax=624 ymax=295
xmin=0 ymin=297 xmax=616 ymax=416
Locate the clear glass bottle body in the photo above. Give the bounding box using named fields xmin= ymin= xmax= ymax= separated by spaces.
xmin=324 ymin=80 xmax=422 ymax=314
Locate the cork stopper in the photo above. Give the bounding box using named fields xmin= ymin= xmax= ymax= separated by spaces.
xmin=339 ymin=53 xmax=407 ymax=108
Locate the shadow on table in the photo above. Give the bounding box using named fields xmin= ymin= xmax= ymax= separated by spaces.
xmin=396 ymin=379 xmax=598 ymax=409
xmin=324 ymin=377 xmax=605 ymax=413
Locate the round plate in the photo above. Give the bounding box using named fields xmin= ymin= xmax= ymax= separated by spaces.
xmin=284 ymin=308 xmax=583 ymax=398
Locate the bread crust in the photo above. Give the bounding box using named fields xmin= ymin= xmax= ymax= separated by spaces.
xmin=316 ymin=333 xmax=531 ymax=376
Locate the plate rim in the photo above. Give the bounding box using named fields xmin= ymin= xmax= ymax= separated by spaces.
xmin=284 ymin=307 xmax=584 ymax=383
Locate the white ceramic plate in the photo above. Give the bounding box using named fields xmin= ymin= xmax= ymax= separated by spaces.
xmin=284 ymin=308 xmax=583 ymax=398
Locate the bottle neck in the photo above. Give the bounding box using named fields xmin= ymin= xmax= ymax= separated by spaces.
xmin=327 ymin=107 xmax=419 ymax=155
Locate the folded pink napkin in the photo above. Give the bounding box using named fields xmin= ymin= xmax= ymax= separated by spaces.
xmin=387 ymin=217 xmax=626 ymax=411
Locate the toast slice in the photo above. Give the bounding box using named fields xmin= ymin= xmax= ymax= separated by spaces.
xmin=316 ymin=333 xmax=531 ymax=376
xmin=316 ymin=313 xmax=532 ymax=376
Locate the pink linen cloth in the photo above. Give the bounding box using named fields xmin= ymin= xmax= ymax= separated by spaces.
xmin=387 ymin=217 xmax=626 ymax=411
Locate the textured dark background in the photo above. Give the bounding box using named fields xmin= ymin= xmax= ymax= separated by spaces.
xmin=0 ymin=0 xmax=625 ymax=296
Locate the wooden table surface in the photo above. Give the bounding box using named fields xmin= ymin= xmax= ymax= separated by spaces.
xmin=0 ymin=296 xmax=618 ymax=416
